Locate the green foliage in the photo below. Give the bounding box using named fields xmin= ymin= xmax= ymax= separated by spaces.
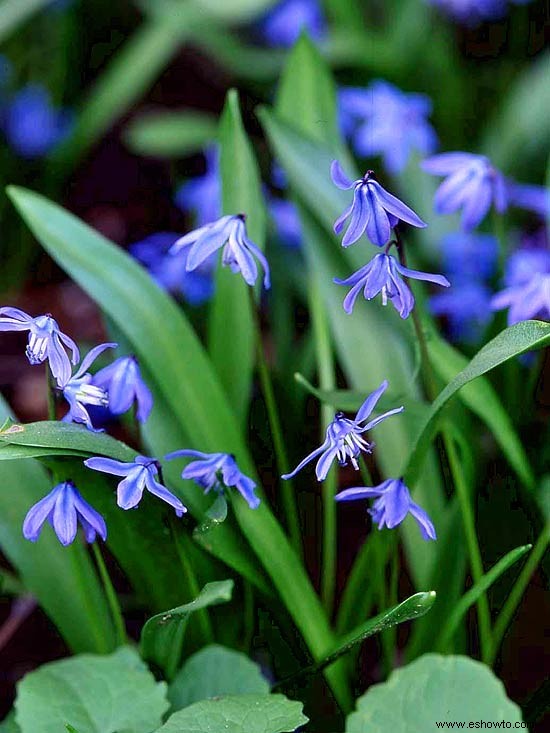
xmin=124 ymin=110 xmax=218 ymax=157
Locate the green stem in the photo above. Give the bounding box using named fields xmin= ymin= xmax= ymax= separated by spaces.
xmin=91 ymin=543 xmax=127 ymax=647
xmin=249 ymin=290 xmax=302 ymax=556
xmin=489 ymin=525 xmax=550 ymax=665
xmin=308 ymin=278 xmax=337 ymax=614
xmin=46 ymin=369 xmax=56 ymax=421
xmin=383 ymin=540 xmax=399 ymax=668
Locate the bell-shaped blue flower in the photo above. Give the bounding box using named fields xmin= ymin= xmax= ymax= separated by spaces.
xmin=166 ymin=450 xmax=260 ymax=509
xmin=491 ymin=248 xmax=550 ymax=325
xmin=335 ymin=478 xmax=436 ymax=540
xmin=335 ymin=253 xmax=450 ymax=319
xmin=175 ymin=146 xmax=221 ymax=227
xmin=331 ymin=160 xmax=426 ymax=247
xmin=93 ymin=354 xmax=153 ymax=423
xmin=0 ymin=307 xmax=79 ymax=387
xmin=60 ymin=343 xmax=116 ymax=431
xmin=282 ymin=381 xmax=404 ymax=481
xmin=23 ymin=480 xmax=107 ymax=546
xmin=171 ymin=214 xmax=270 ymax=288
xmin=258 ymin=0 xmax=326 ymax=48
xmin=84 ymin=455 xmax=186 ymax=515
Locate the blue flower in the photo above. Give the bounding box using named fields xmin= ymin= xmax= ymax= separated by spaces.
xmin=331 ymin=160 xmax=427 ymax=247
xmin=268 ymin=197 xmax=302 ymax=248
xmin=175 ymin=146 xmax=221 ymax=227
xmin=439 ymin=231 xmax=498 ymax=279
xmin=60 ymin=343 xmax=116 ymax=431
xmin=506 ymin=181 xmax=549 ymax=219
xmin=84 ymin=455 xmax=187 ymax=515
xmin=171 ymin=214 xmax=270 ymax=288
xmin=0 ymin=307 xmax=79 ymax=387
xmin=23 ymin=480 xmax=106 ymax=546
xmin=3 ymin=83 xmax=72 ymax=158
xmin=282 ymin=381 xmax=404 ymax=481
xmin=339 ymin=82 xmax=438 ymax=175
xmin=334 ymin=253 xmax=450 ymax=319
xmin=491 ymin=248 xmax=550 ymax=325
xmin=335 ymin=478 xmax=436 ymax=540
xmin=93 ymin=354 xmax=153 ymax=423
xmin=430 ymin=280 xmax=493 ymax=343
xmin=258 ymin=0 xmax=326 ymax=48
xmin=166 ymin=450 xmax=260 ymax=509
xmin=130 ymin=232 xmax=214 ymax=306
xmin=428 ymin=0 xmax=528 ymax=26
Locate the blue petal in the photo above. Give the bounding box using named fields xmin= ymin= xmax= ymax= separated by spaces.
xmin=22 ymin=487 xmax=58 ymax=541
xmin=117 ymin=470 xmax=146 ymax=509
xmin=369 ymin=181 xmax=427 ymax=228
xmin=355 ymin=380 xmax=389 ymax=423
xmin=52 ymin=483 xmax=78 ymax=546
xmin=342 ymin=187 xmax=369 ymax=247
xmin=84 ymin=456 xmax=134 ymax=477
xmin=408 ymin=500 xmax=437 ymax=540
xmin=330 ymin=159 xmax=354 ymax=190
xmin=365 ymin=186 xmax=391 ymax=246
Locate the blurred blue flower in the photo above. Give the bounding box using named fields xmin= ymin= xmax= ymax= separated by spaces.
xmin=506 ymin=181 xmax=549 ymax=219
xmin=335 ymin=478 xmax=436 ymax=540
xmin=331 ymin=160 xmax=426 ymax=247
xmin=282 ymin=380 xmax=403 ymax=481
xmin=60 ymin=343 xmax=116 ymax=431
xmin=174 ymin=146 xmax=221 ymax=227
xmin=3 ymin=83 xmax=72 ymax=158
xmin=23 ymin=480 xmax=106 ymax=546
xmin=268 ymin=197 xmax=302 ymax=248
xmin=491 ymin=247 xmax=550 ymax=325
xmin=439 ymin=231 xmax=498 ymax=279
xmin=430 ymin=280 xmax=493 ymax=342
xmin=339 ymin=81 xmax=438 ymax=175
xmin=85 ymin=455 xmax=187 ymax=515
xmin=428 ymin=0 xmax=531 ymax=26
xmin=166 ymin=449 xmax=260 ymax=509
xmin=93 ymin=354 xmax=153 ymax=423
xmin=130 ymin=232 xmax=214 ymax=306
xmin=258 ymin=0 xmax=326 ymax=47
xmin=335 ymin=253 xmax=450 ymax=319
xmin=172 ymin=214 xmax=270 ymax=288
xmin=0 ymin=307 xmax=79 ymax=387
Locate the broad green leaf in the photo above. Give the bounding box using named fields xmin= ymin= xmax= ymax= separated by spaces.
xmin=346 ymin=654 xmax=524 ymax=732
xmin=155 ymin=694 xmax=307 ymax=733
xmin=124 ymin=110 xmax=218 ymax=157
xmin=0 ymin=0 xmax=51 ymax=44
xmin=141 ymin=580 xmax=234 ymax=679
xmin=169 ymin=644 xmax=270 ymax=710
xmin=404 ymin=320 xmax=550 ymax=488
xmin=190 ymin=0 xmax=277 ymax=21
xmin=0 ymin=400 xmax=115 ymax=654
xmin=15 ymin=647 xmax=169 ymax=733
xmin=211 ymin=89 xmax=266 ymax=423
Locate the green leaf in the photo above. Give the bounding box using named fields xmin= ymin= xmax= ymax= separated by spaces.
xmin=169 ymin=644 xmax=270 ymax=710
xmin=155 ymin=694 xmax=307 ymax=733
xmin=403 ymin=320 xmax=550 ymax=488
xmin=190 ymin=0 xmax=277 ymax=22
xmin=15 ymin=647 xmax=169 ymax=733
xmin=0 ymin=0 xmax=51 ymax=44
xmin=141 ymin=580 xmax=234 ymax=680
xmin=124 ymin=110 xmax=218 ymax=157
xmin=346 ymin=654 xmax=524 ymax=732
xmin=0 ymin=713 xmax=20 ymax=733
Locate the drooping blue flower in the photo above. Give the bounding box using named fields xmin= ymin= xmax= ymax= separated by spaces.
xmin=60 ymin=343 xmax=116 ymax=431
xmin=339 ymin=82 xmax=438 ymax=175
xmin=334 ymin=253 xmax=450 ymax=319
xmin=331 ymin=160 xmax=427 ymax=247
xmin=174 ymin=146 xmax=221 ymax=227
xmin=258 ymin=0 xmax=326 ymax=48
xmin=430 ymin=280 xmax=493 ymax=343
xmin=171 ymin=214 xmax=270 ymax=288
xmin=3 ymin=83 xmax=72 ymax=158
xmin=268 ymin=197 xmax=302 ymax=249
xmin=439 ymin=231 xmax=498 ymax=279
xmin=84 ymin=455 xmax=187 ymax=515
xmin=505 ymin=181 xmax=550 ymax=219
xmin=166 ymin=450 xmax=260 ymax=509
xmin=335 ymin=478 xmax=436 ymax=540
xmin=428 ymin=0 xmax=531 ymax=26
xmin=130 ymin=232 xmax=215 ymax=306
xmin=282 ymin=381 xmax=404 ymax=481
xmin=0 ymin=307 xmax=79 ymax=387
xmin=93 ymin=354 xmax=153 ymax=423
xmin=23 ymin=480 xmax=106 ymax=546
xmin=491 ymin=248 xmax=550 ymax=325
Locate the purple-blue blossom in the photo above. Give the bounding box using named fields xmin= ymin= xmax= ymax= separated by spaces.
xmin=335 ymin=478 xmax=436 ymax=540
xmin=335 ymin=253 xmax=450 ymax=319
xmin=428 ymin=0 xmax=531 ymax=26
xmin=258 ymin=0 xmax=326 ymax=48
xmin=84 ymin=455 xmax=187 ymax=515
xmin=166 ymin=450 xmax=260 ymax=509
xmin=130 ymin=232 xmax=214 ymax=306
xmin=439 ymin=231 xmax=498 ymax=279
xmin=331 ymin=160 xmax=427 ymax=247
xmin=174 ymin=146 xmax=221 ymax=227
xmin=171 ymin=214 xmax=270 ymax=288
xmin=506 ymin=181 xmax=550 ymax=219
xmin=491 ymin=248 xmax=550 ymax=325
xmin=430 ymin=280 xmax=493 ymax=343
xmin=23 ymin=480 xmax=106 ymax=546
xmin=0 ymin=308 xmax=79 ymax=387
xmin=339 ymin=82 xmax=438 ymax=175
xmin=3 ymin=83 xmax=72 ymax=158
xmin=60 ymin=343 xmax=116 ymax=431
xmin=268 ymin=197 xmax=302 ymax=249
xmin=93 ymin=354 xmax=153 ymax=423
xmin=282 ymin=381 xmax=403 ymax=481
